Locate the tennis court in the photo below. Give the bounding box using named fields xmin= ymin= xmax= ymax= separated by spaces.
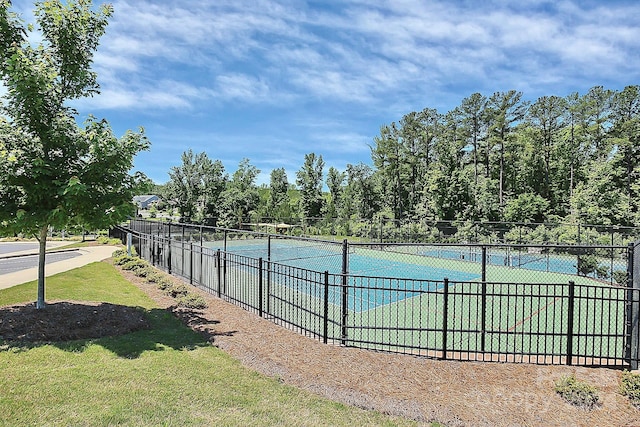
xmin=119 ymin=221 xmax=637 ymax=366
xmin=211 ymin=238 xmax=625 ymax=362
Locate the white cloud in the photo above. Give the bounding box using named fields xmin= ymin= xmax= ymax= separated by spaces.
xmin=214 ymin=74 xmax=271 ymax=103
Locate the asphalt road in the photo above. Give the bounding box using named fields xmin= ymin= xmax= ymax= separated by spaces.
xmin=0 ymin=251 xmax=81 ymax=275
xmin=0 ymin=242 xmax=40 ymax=255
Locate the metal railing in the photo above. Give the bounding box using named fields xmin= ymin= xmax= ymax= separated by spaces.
xmin=183 ymin=216 xmax=640 ymax=245
xmin=111 ymin=219 xmax=640 ymax=368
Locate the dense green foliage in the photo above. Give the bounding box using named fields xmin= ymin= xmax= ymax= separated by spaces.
xmin=371 ymin=87 xmax=639 ymax=226
xmin=162 ymin=86 xmax=638 ymax=233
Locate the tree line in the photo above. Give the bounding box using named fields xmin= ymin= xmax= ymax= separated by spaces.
xmin=159 ymin=85 xmax=638 ymax=233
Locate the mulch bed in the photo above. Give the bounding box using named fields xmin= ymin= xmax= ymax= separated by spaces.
xmin=0 ymin=301 xmax=149 ymax=342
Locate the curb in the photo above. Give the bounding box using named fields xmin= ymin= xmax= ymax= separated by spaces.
xmin=0 ymin=248 xmax=81 ymax=261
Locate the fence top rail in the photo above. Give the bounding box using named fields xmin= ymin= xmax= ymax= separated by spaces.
xmin=351 ymin=242 xmax=630 ymax=250
xmin=129 ymin=221 xmax=630 ymax=251
xmin=134 ymin=220 xmax=345 ymax=246
xmin=137 ymin=217 xmax=640 ymax=231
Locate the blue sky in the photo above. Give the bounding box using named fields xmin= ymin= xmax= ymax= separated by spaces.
xmin=10 ymin=0 xmax=640 ymax=185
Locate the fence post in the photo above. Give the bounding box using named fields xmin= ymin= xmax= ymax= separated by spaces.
xmin=566 ymin=281 xmax=576 ymax=366
xmin=442 ymin=278 xmax=449 ymax=360
xmin=200 ymin=226 xmax=204 ymax=286
xmin=267 ymin=235 xmax=271 ymax=315
xmin=189 ymin=242 xmax=193 ymax=285
xmin=167 ymin=236 xmax=172 ymax=274
xmin=258 ymin=258 xmax=263 ymax=317
xmin=216 ymin=249 xmax=221 ymax=298
xmin=323 ymin=271 xmax=329 ymax=344
xmin=126 ymin=232 xmax=132 ymax=256
xmin=181 ymin=240 xmax=185 ymax=276
xmin=340 ymin=239 xmax=349 ymax=346
xmin=627 ymin=242 xmax=640 ymax=369
xmin=481 ymin=246 xmax=487 ymax=353
xmin=223 ymin=251 xmax=228 ymax=296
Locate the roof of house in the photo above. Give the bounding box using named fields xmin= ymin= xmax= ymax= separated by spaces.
xmin=133 ymin=195 xmax=160 ymax=203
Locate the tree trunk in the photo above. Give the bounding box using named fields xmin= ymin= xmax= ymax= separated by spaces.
xmin=36 ymin=225 xmax=48 ymax=309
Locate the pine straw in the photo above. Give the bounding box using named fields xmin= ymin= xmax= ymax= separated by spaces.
xmin=122 ymin=266 xmax=640 ymax=427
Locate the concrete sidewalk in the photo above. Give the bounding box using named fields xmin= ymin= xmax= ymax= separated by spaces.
xmin=0 ymin=244 xmax=119 ymax=290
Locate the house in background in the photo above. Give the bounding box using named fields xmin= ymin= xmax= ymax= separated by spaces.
xmin=133 ymin=195 xmax=160 ymax=210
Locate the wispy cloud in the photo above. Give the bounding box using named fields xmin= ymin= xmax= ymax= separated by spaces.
xmin=7 ymin=0 xmax=637 ymax=183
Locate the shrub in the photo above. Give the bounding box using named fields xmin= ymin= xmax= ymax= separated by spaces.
xmin=164 ymin=283 xmax=189 ymax=298
xmin=113 ymin=255 xmax=137 ymax=266
xmin=112 ymin=249 xmax=128 ymax=259
xmin=155 ymin=277 xmax=174 ymax=291
xmin=555 ymin=374 xmax=599 ymax=409
xmin=120 ymin=258 xmax=148 ymax=271
xmin=97 ymin=236 xmax=121 ymax=245
xmin=133 ymin=265 xmax=156 ymax=278
xmin=112 ymin=248 xmax=137 ymax=264
xmin=621 ymin=370 xmax=640 ymax=408
xmin=145 ymin=270 xmax=166 ymax=284
xmin=177 ymin=293 xmax=208 ymax=309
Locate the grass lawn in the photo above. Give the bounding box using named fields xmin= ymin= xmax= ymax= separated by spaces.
xmin=0 ymin=262 xmax=419 ymax=427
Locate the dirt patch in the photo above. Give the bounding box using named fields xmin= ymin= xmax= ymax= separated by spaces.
xmin=0 ymin=301 xmax=150 ymax=342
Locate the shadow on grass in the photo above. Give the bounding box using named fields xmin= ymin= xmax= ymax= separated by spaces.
xmin=0 ymin=301 xmax=233 ymax=359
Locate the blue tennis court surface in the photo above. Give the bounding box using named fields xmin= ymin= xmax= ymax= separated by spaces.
xmin=420 ymin=248 xmax=625 ymax=276
xmin=210 ymin=241 xmax=479 ymax=282
xmin=209 ymin=241 xmax=481 ymax=310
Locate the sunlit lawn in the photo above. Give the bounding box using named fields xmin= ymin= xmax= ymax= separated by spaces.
xmin=0 ymin=262 xmax=419 ymax=426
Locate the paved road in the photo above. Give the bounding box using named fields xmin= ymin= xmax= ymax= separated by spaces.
xmin=0 ymin=243 xmax=118 ymax=290
xmin=0 ymin=242 xmax=41 ymax=255
xmin=0 ymin=251 xmax=82 ymax=275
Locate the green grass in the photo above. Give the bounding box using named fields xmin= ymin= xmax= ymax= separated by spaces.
xmin=0 ymin=262 xmax=420 ymax=426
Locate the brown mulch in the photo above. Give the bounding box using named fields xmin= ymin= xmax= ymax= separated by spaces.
xmin=3 ymin=261 xmax=640 ymax=426
xmin=0 ymin=301 xmax=150 ymax=342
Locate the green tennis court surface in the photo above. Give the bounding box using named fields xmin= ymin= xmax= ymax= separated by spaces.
xmin=213 ymin=241 xmax=625 ymax=360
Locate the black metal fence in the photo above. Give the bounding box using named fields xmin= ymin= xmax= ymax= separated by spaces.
xmin=111 ymin=219 xmax=640 ymax=368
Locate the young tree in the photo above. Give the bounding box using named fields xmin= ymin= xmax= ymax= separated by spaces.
xmin=371 ymin=123 xmax=404 ymax=219
xmin=296 ymin=153 xmax=325 ymax=218
xmin=266 ymin=167 xmax=291 ymax=220
xmin=0 ymin=1 xmax=149 ymax=309
xmin=200 ymin=158 xmax=226 ymax=221
xmin=325 ymin=166 xmax=345 ymax=219
xmin=343 ymin=162 xmax=379 ymax=220
xmin=219 ymin=158 xmax=260 ymax=228
xmin=166 ymin=150 xmax=226 ymax=221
